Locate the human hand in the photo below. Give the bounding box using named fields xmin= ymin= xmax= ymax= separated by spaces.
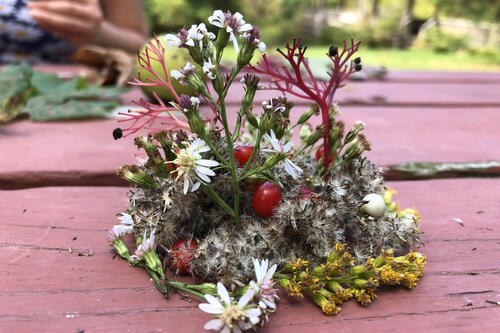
xmin=27 ymin=0 xmax=104 ymax=45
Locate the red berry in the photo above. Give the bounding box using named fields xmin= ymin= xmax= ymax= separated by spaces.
xmin=299 ymin=186 xmax=314 ymax=200
xmin=315 ymin=146 xmax=336 ymax=164
xmin=234 ymin=145 xmax=255 ymax=167
xmin=252 ymin=181 xmax=282 ymax=217
xmin=170 ymin=239 xmax=198 ymax=275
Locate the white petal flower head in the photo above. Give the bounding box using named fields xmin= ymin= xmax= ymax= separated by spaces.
xmin=263 ymin=130 xmax=303 ymax=179
xmin=170 ymin=70 xmax=183 ymax=80
xmin=250 ymin=258 xmax=279 ymax=310
xmin=133 ymin=229 xmax=156 ymax=260
xmin=257 ymin=41 xmax=266 ymax=54
xmin=208 ymin=10 xmax=252 ymax=52
xmin=107 ymin=212 xmax=135 ymax=242
xmin=164 ymin=33 xmax=182 ymax=49
xmin=241 ymin=28 xmax=266 ymax=54
xmin=164 ymin=28 xmax=195 ymax=49
xmin=203 ymin=58 xmax=216 ymax=80
xmin=118 ymin=213 xmax=134 ymax=232
xmin=190 ymin=97 xmax=200 ymax=107
xmin=172 ymin=138 xmax=219 ymax=194
xmin=199 ymin=282 xmax=261 ymax=333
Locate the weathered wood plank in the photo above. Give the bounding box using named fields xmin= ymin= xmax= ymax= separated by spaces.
xmin=383 ymin=70 xmax=500 ymax=84
xmin=0 ymin=179 xmax=499 ymax=332
xmin=2 ymin=105 xmax=500 ymax=188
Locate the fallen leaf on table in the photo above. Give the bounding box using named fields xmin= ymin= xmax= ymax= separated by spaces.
xmin=0 ymin=63 xmax=33 ymax=123
xmin=25 ymin=97 xmax=118 ymax=121
xmin=71 ymin=45 xmax=136 ymax=87
xmin=0 ymin=63 xmax=128 ymax=123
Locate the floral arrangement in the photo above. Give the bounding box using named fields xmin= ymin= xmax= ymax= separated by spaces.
xmin=108 ymin=10 xmax=425 ymax=332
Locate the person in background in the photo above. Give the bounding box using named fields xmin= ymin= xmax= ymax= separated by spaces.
xmin=0 ymin=0 xmax=148 ymax=64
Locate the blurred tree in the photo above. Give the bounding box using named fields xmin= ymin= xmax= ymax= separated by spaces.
xmin=239 ymin=0 xmax=309 ymax=45
xmin=144 ymin=0 xmax=240 ymax=33
xmin=436 ymin=0 xmax=500 ymax=22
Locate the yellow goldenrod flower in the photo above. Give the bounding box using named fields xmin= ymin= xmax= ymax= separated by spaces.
xmin=312 ymin=294 xmax=341 ymax=316
xmin=398 ymin=208 xmax=421 ymax=223
xmin=353 ymin=289 xmax=374 ymax=306
xmin=383 ymin=187 xmax=397 ymax=205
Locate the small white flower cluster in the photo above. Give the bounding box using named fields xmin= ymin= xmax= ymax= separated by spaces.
xmin=164 ymin=23 xmax=215 ymax=50
xmin=199 ymin=258 xmax=278 ymax=332
xmin=170 ymin=62 xmax=197 ymax=85
xmin=172 ymin=138 xmax=219 ymax=194
xmin=203 ymin=58 xmax=217 ymax=80
xmin=107 ymin=213 xmax=134 ymax=241
xmin=208 ymin=10 xmax=252 ymax=53
xmin=263 ymin=129 xmax=303 ymax=179
xmin=131 ymin=229 xmax=156 ymax=260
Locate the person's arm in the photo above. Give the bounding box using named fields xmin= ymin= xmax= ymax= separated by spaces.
xmin=95 ymin=0 xmax=149 ymax=52
xmin=28 ymin=0 xmax=149 ymax=53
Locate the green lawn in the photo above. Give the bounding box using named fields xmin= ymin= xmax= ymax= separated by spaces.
xmin=222 ymin=46 xmax=500 ymax=72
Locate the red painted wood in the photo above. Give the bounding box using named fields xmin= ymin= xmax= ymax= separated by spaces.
xmin=2 ymin=105 xmax=500 ymax=188
xmin=225 ymin=80 xmax=500 ymax=106
xmin=0 ymin=179 xmax=499 ymax=332
xmin=383 ymin=70 xmax=500 ymax=84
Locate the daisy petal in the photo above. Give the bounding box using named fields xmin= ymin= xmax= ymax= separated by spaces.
xmin=264 ymin=264 xmax=278 ymax=281
xmin=204 ymin=294 xmax=224 ymax=310
xmin=238 ymin=289 xmax=255 ymax=307
xmin=191 ymin=181 xmax=201 ymax=192
xmin=239 ymin=23 xmax=253 ymax=32
xmin=197 ymin=159 xmax=219 ymax=167
xmin=183 ymin=177 xmax=190 ymax=194
xmin=196 ymin=170 xmax=211 ymax=183
xmin=204 ymin=319 xmax=224 ymax=330
xmin=217 ymin=282 xmax=231 ymax=305
xmin=195 ymin=166 xmax=217 ymax=176
xmin=199 ymin=303 xmax=222 ymax=314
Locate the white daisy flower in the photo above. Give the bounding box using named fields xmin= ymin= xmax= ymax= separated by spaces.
xmin=172 ymin=138 xmax=219 ymax=194
xmin=263 ymin=129 xmax=303 ymax=179
xmin=199 ymin=282 xmax=261 ymax=333
xmin=203 ymin=58 xmax=216 ymax=80
xmin=208 ymin=10 xmax=252 ymax=52
xmin=250 ymin=258 xmax=279 ymax=310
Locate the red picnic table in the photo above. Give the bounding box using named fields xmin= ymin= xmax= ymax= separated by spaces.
xmin=1 ymin=68 xmax=500 ymax=332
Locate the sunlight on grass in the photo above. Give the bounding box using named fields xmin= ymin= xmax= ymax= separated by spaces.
xmin=222 ymin=46 xmax=500 ymax=72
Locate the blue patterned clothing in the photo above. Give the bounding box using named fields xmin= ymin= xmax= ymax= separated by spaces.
xmin=0 ymin=0 xmax=75 ymax=64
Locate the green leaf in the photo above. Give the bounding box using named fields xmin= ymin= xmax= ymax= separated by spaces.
xmin=31 ymin=71 xmax=65 ymax=96
xmin=25 ymin=97 xmax=119 ymax=121
xmin=0 ymin=63 xmax=33 ymax=123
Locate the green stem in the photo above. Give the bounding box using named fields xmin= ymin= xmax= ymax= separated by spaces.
xmin=239 ymin=131 xmax=262 ymax=178
xmin=223 ymin=66 xmax=241 ymax=98
xmin=201 ymin=184 xmax=235 ymax=217
xmin=217 ymin=98 xmax=241 ymax=226
xmin=167 ymin=281 xmax=206 ymax=299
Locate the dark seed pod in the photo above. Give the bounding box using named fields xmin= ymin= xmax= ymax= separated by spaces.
xmin=113 ymin=128 xmax=123 ymax=140
xmin=354 ymin=57 xmax=361 ymax=64
xmin=355 ymin=64 xmax=362 ymax=72
xmin=329 ymin=45 xmax=338 ymax=57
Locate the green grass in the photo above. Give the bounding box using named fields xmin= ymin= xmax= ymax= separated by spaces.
xmin=222 ymin=46 xmax=500 ymax=72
